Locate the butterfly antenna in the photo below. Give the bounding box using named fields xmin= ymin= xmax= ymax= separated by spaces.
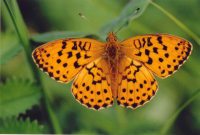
xmin=78 ymin=12 xmax=97 ymax=33
xmin=114 ymin=23 xmax=125 ymax=35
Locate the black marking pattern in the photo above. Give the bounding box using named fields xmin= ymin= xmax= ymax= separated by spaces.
xmin=71 ymin=41 xmax=92 ymax=51
xmin=117 ymin=57 xmax=158 ymax=109
xmin=122 ymin=35 xmax=192 ymax=78
xmin=72 ymin=59 xmax=113 ymax=110
xmin=32 ymin=38 xmax=104 ymax=85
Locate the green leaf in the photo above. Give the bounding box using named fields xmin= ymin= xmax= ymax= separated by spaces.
xmin=0 ymin=78 xmax=41 ymax=118
xmin=0 ymin=117 xmax=44 ymax=133
xmin=0 ymin=32 xmax=23 ymax=65
xmin=31 ymin=31 xmax=94 ymax=42
xmin=0 ymin=44 xmax=22 ymax=65
xmin=100 ymin=0 xmax=150 ymax=37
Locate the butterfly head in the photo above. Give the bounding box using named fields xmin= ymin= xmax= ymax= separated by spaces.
xmin=106 ymin=32 xmax=118 ymax=43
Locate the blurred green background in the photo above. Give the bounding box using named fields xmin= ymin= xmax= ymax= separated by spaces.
xmin=1 ymin=0 xmax=200 ymax=134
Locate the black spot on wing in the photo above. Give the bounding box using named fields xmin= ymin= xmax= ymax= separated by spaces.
xmin=72 ymin=41 xmax=78 ymax=50
xmin=76 ymin=52 xmax=81 ymax=59
xmin=147 ymin=37 xmax=153 ymax=46
xmin=58 ymin=51 xmax=62 ymax=56
xmin=157 ymin=36 xmax=163 ymax=44
xmin=84 ymin=54 xmax=91 ymax=59
xmin=67 ymin=52 xmax=73 ymax=58
xmin=57 ymin=59 xmax=61 ymax=64
xmin=135 ymin=52 xmax=142 ymax=56
xmin=62 ymin=41 xmax=67 ymax=49
xmin=153 ymin=47 xmax=158 ymax=54
xmin=74 ymin=61 xmax=81 ymax=68
xmin=147 ymin=57 xmax=153 ymax=64
xmin=145 ymin=49 xmax=150 ymax=56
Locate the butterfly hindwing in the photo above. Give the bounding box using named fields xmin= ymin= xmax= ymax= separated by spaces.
xmin=117 ymin=56 xmax=158 ymax=109
xmin=121 ymin=34 xmax=192 ymax=78
xmin=32 ymin=38 xmax=105 ymax=83
xmin=71 ymin=58 xmax=113 ymax=110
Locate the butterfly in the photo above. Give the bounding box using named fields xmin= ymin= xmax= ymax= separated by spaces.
xmin=32 ymin=32 xmax=192 ymax=110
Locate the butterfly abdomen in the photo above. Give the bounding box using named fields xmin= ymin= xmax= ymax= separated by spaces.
xmin=106 ymin=45 xmax=117 ymax=59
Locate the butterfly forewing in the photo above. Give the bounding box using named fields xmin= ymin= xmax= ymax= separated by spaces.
xmin=120 ymin=34 xmax=192 ymax=78
xmin=32 ymin=38 xmax=105 ymax=83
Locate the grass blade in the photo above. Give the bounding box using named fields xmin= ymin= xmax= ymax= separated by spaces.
xmin=2 ymin=0 xmax=62 ymax=133
xmin=150 ymin=1 xmax=200 ymax=45
xmin=160 ymin=89 xmax=200 ymax=135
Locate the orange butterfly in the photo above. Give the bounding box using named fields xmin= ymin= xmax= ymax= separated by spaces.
xmin=32 ymin=32 xmax=192 ymax=110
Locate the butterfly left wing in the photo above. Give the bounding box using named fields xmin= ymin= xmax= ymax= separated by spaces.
xmin=72 ymin=57 xmax=113 ymax=110
xmin=120 ymin=34 xmax=192 ymax=78
xmin=32 ymin=38 xmax=105 ymax=83
xmin=117 ymin=56 xmax=158 ymax=109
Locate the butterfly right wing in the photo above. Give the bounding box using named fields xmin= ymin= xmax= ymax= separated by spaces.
xmin=117 ymin=56 xmax=158 ymax=109
xmin=120 ymin=34 xmax=192 ymax=78
xmin=32 ymin=38 xmax=105 ymax=83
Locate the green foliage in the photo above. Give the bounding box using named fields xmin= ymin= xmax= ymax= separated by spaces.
xmin=100 ymin=0 xmax=150 ymax=37
xmin=0 ymin=78 xmax=41 ymax=118
xmin=31 ymin=0 xmax=150 ymax=42
xmin=2 ymin=0 xmax=62 ymax=133
xmin=3 ymin=0 xmax=29 ymax=47
xmin=160 ymin=89 xmax=200 ymax=135
xmin=1 ymin=0 xmax=200 ymax=134
xmin=0 ymin=33 xmax=22 ymax=65
xmin=0 ymin=118 xmax=44 ymax=133
xmin=150 ymin=1 xmax=200 ymax=45
xmin=31 ymin=31 xmax=91 ymax=42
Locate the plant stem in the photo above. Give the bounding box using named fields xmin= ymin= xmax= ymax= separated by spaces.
xmin=3 ymin=0 xmax=62 ymax=133
xmin=150 ymin=0 xmax=200 ymax=45
xmin=160 ymin=89 xmax=200 ymax=135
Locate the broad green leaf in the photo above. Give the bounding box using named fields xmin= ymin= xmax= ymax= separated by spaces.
xmin=0 ymin=78 xmax=41 ymax=118
xmin=0 ymin=32 xmax=23 ymax=65
xmin=0 ymin=118 xmax=44 ymax=133
xmin=31 ymin=31 xmax=95 ymax=42
xmin=0 ymin=44 xmax=22 ymax=65
xmin=100 ymin=0 xmax=150 ymax=38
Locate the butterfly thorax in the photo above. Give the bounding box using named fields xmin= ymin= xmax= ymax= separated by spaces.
xmin=106 ymin=45 xmax=118 ymax=59
xmin=105 ymin=32 xmax=120 ymax=71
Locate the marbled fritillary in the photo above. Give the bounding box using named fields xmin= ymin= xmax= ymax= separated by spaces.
xmin=32 ymin=32 xmax=192 ymax=110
